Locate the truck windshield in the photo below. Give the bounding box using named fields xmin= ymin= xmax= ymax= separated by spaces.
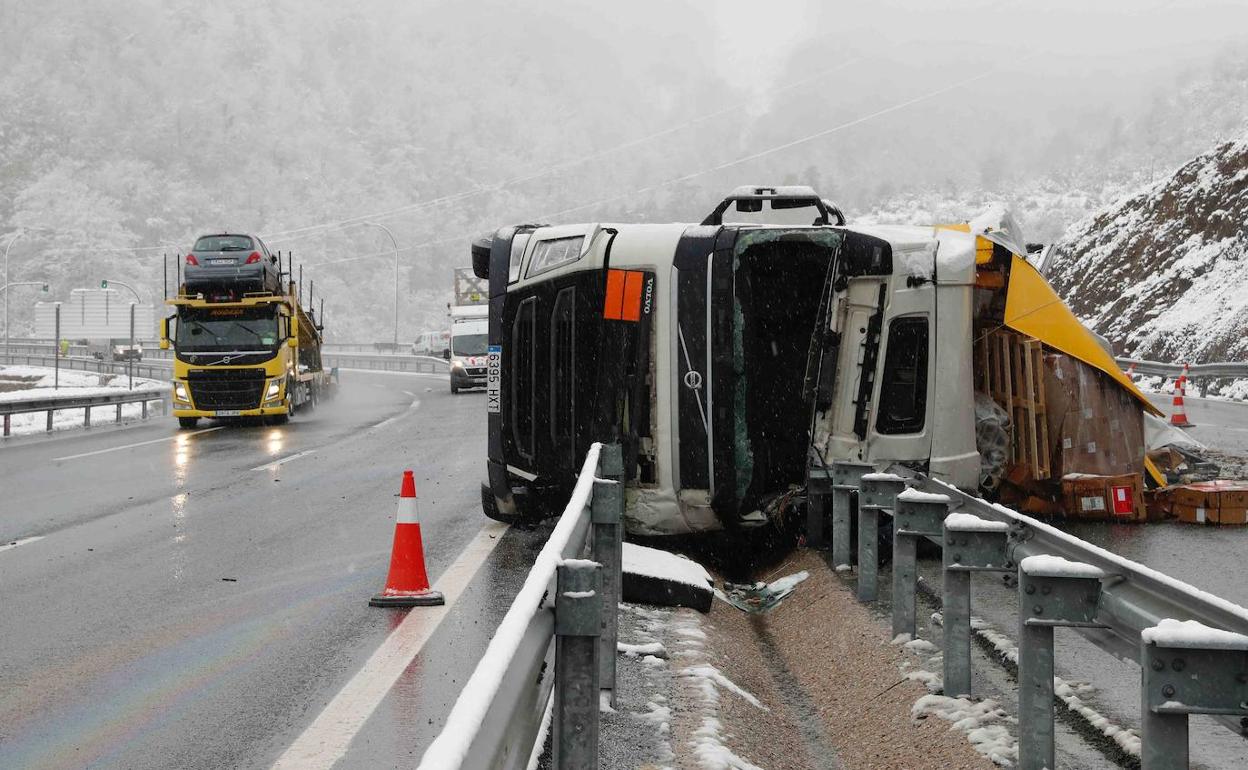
xmin=176 ymin=306 xmax=280 ymax=352
xmin=452 ymin=333 xmax=487 ymax=356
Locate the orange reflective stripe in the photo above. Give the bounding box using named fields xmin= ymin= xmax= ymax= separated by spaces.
xmin=604 ymin=269 xmax=625 ymax=320
xmin=621 ymin=271 xmax=643 ymax=322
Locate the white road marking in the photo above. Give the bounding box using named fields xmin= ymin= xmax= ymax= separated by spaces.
xmin=402 ymin=390 xmax=416 ymax=397
xmin=0 ymin=536 xmax=44 ymax=554
xmin=52 ymin=427 xmax=225 ymax=462
xmin=271 ymin=521 xmax=510 ymax=770
xmin=369 ymin=398 xmax=420 ymax=431
xmin=250 ymin=449 xmax=317 ymax=472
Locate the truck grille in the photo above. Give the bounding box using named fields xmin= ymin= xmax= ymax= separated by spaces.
xmin=187 ymin=369 xmax=266 ymax=410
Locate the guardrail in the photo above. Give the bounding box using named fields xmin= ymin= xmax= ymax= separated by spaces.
xmin=1 ymin=352 xmax=172 ymax=381
xmin=419 ymin=443 xmax=624 ymax=770
xmin=4 ymin=340 xmax=447 ymax=376
xmin=810 ymin=461 xmax=1248 ymax=769
xmin=1116 ymin=356 xmax=1248 ymax=397
xmin=323 ymin=351 xmax=448 ymax=374
xmin=1 ymin=387 xmax=169 ymax=436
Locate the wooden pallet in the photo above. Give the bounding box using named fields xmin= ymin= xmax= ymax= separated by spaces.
xmin=980 ymin=328 xmax=1051 ymax=481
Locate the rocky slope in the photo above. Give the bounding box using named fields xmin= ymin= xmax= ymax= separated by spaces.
xmin=1047 ymin=133 xmax=1248 ymax=373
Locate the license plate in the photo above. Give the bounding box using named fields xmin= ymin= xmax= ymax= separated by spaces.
xmin=210 ymin=258 xmax=234 ymax=265
xmin=486 ymin=345 xmax=502 ymax=413
xmin=215 ymin=409 xmax=242 ymax=416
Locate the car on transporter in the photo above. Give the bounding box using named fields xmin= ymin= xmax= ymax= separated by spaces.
xmin=183 ymin=233 xmax=282 ymax=295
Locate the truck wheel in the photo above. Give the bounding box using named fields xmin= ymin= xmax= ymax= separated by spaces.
xmin=177 ymin=417 xmax=199 ymax=429
xmin=450 ymin=382 xmax=459 ymax=394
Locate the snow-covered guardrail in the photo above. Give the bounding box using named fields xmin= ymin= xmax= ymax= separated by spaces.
xmin=0 ymin=386 xmax=169 ymax=436
xmin=418 ymin=443 xmax=624 ymax=770
xmin=1117 ymin=356 xmax=1248 ymax=397
xmin=1 ymin=352 xmax=171 ymax=381
xmin=811 ymin=462 xmax=1248 ymax=769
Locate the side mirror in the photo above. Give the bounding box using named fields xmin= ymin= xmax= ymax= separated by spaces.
xmin=442 ymin=348 xmax=451 ymax=360
xmin=160 ymin=317 xmax=171 ymax=350
xmin=471 ymin=235 xmax=492 ymax=279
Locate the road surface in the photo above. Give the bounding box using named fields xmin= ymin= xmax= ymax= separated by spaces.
xmin=0 ymin=370 xmax=538 ymax=770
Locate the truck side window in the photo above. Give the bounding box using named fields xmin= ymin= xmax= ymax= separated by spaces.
xmin=511 ymin=297 xmax=537 ymax=460
xmin=876 ymin=316 xmax=928 ymax=435
xmin=550 ymin=287 xmax=575 ymax=450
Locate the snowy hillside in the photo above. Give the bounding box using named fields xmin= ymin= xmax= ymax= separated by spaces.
xmin=1047 ymin=133 xmax=1248 ymax=369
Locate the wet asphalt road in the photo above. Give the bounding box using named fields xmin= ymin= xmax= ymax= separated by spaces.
xmin=0 ymin=370 xmax=543 ymax=770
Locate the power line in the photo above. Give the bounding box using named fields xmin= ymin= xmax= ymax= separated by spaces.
xmin=300 ymin=61 xmax=1009 ymax=272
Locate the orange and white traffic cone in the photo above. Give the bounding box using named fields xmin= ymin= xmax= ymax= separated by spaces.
xmin=1125 ymin=363 xmax=1136 ymax=379
xmin=370 ymin=470 xmax=444 ymax=607
xmin=1170 ymin=379 xmax=1194 ymax=428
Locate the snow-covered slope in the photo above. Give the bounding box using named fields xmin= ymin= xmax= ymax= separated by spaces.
xmin=1047 ymin=133 xmax=1248 ymax=366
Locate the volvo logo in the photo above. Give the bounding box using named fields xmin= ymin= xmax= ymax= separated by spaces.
xmin=683 ymin=370 xmax=703 ymax=390
xmin=221 ymin=356 xmax=232 ymax=364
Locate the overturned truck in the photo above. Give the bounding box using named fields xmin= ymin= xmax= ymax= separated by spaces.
xmin=473 ymin=186 xmax=1160 ymax=535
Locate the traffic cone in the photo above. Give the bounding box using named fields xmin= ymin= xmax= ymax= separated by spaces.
xmin=370 ymin=471 xmax=445 ymax=607
xmin=1170 ymin=379 xmax=1194 ymax=428
xmin=1125 ymin=362 xmax=1136 ymax=379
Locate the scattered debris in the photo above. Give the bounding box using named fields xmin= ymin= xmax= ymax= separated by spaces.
xmin=718 ymin=571 xmax=809 ymax=614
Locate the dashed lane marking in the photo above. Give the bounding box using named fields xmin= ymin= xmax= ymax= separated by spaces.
xmin=270 ymin=521 xmax=510 ymax=770
xmin=250 ymin=449 xmax=318 ymax=472
xmin=52 ymin=427 xmax=225 ymax=462
xmin=0 ymin=536 xmax=44 ymax=554
xmin=368 ymin=398 xmax=420 ymax=431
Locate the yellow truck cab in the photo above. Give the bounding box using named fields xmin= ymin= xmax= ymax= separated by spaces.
xmin=161 ymin=283 xmax=330 ymax=429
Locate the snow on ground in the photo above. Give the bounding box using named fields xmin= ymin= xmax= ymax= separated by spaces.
xmin=0 ymin=364 xmax=166 ymax=437
xmin=892 ymin=629 xmax=1018 ymax=766
xmin=932 ymin=611 xmax=1143 ymax=758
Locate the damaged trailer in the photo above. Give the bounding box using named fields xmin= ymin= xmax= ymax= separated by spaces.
xmin=473 ymin=187 xmax=1163 ymax=537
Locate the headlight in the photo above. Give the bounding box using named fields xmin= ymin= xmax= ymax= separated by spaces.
xmin=451 ymin=360 xmax=465 ymax=370
xmin=266 ymin=377 xmax=284 ymax=399
xmin=173 ymin=382 xmax=189 ymax=402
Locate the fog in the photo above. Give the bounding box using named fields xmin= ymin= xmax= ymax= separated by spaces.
xmin=1 ymin=0 xmax=1245 ymax=339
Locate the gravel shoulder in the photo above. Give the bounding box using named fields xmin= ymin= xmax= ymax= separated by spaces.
xmin=600 ymin=547 xmax=998 ymax=769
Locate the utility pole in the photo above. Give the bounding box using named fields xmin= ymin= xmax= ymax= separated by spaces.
xmin=3 ymin=231 xmax=24 ymax=360
xmin=363 ymin=222 xmax=401 ymax=348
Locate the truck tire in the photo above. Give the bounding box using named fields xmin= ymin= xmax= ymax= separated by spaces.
xmin=450 ymin=382 xmax=459 ymax=394
xmin=177 ymin=417 xmax=199 ymax=429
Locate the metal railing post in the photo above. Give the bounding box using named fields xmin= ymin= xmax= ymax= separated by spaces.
xmin=1139 ymin=620 xmax=1248 ymax=770
xmin=554 ymin=559 xmax=602 ymax=770
xmin=830 ymin=460 xmax=873 ymax=569
xmin=592 ymin=443 xmax=624 ymax=707
xmin=941 ymin=511 xmax=1011 ymax=699
xmin=1016 ymin=556 xmax=1106 ymax=770
xmin=857 ymin=473 xmax=905 ymax=602
xmin=805 ymin=466 xmax=833 ymax=549
xmin=890 ymin=491 xmax=950 ymax=639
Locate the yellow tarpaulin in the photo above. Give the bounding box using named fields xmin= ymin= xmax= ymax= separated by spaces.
xmin=1003 ymin=255 xmax=1163 ymax=416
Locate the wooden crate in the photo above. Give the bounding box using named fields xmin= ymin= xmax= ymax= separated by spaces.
xmin=982 ymin=328 xmax=1051 ymax=481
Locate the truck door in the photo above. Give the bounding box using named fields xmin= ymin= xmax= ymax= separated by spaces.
xmin=866 ymin=243 xmax=936 ymax=464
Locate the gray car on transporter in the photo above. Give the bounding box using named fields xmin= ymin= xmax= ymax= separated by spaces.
xmin=183 ymin=233 xmax=281 ymax=294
